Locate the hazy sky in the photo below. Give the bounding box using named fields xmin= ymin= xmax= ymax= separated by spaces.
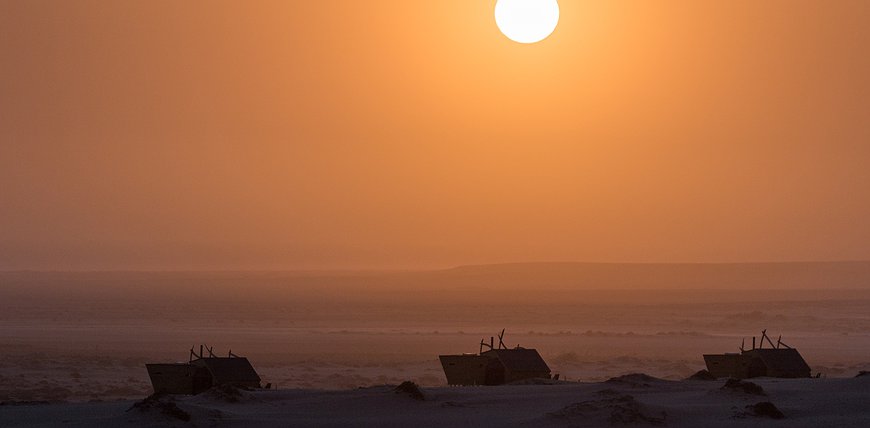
xmin=2 ymin=1 xmax=869 ymax=270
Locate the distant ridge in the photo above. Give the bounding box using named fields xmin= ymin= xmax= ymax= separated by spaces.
xmin=3 ymin=261 xmax=870 ymax=306
xmin=430 ymin=261 xmax=870 ymax=290
xmin=3 ymin=262 xmax=870 ymax=302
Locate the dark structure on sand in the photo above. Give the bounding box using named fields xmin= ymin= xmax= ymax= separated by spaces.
xmin=439 ymin=330 xmax=552 ymax=386
xmin=146 ymin=345 xmax=262 ymax=395
xmin=704 ymin=330 xmax=811 ymax=379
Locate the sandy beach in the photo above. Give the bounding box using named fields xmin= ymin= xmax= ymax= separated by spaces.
xmin=3 ymin=375 xmax=869 ymax=427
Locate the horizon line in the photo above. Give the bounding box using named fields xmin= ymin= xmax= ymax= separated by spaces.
xmin=3 ymin=259 xmax=870 ymax=274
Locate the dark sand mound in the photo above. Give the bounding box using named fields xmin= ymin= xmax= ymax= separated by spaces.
xmin=746 ymin=401 xmax=785 ymax=419
xmin=201 ymin=384 xmax=248 ymax=403
xmin=686 ymin=369 xmax=717 ymax=381
xmin=548 ymin=394 xmax=667 ymax=426
xmin=127 ymin=393 xmax=191 ymax=422
xmin=605 ymin=373 xmax=671 ymax=388
xmin=721 ymin=379 xmax=766 ymax=396
xmin=394 ymin=381 xmax=425 ymax=401
xmin=856 ymin=371 xmax=869 ymax=378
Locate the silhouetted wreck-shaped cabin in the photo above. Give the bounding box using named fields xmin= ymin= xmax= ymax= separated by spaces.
xmin=704 ymin=330 xmax=811 ymax=379
xmin=439 ymin=330 xmax=551 ymax=386
xmin=146 ymin=345 xmax=262 ymax=395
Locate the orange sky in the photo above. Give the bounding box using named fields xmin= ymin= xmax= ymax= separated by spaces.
xmin=2 ymin=1 xmax=869 ymax=270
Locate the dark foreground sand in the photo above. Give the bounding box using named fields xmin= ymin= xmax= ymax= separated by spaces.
xmin=2 ymin=376 xmax=869 ymax=427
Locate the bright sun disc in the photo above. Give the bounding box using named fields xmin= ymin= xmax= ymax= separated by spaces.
xmin=495 ymin=0 xmax=560 ymax=44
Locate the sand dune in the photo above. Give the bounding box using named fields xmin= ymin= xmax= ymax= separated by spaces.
xmin=2 ymin=377 xmax=869 ymax=427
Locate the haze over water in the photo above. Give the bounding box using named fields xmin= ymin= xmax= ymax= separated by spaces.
xmin=3 ymin=263 xmax=870 ymax=401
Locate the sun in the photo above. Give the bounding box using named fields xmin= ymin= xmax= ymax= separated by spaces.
xmin=495 ymin=0 xmax=560 ymax=44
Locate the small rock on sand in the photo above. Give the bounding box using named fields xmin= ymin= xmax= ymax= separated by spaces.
xmin=721 ymin=378 xmax=766 ymax=396
xmin=747 ymin=401 xmax=785 ymax=419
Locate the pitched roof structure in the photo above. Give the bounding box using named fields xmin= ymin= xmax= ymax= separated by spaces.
xmin=748 ymin=348 xmax=811 ymax=374
xmin=194 ymin=357 xmax=261 ymax=384
xmin=703 ymin=331 xmax=812 ymax=379
xmin=484 ymin=348 xmax=550 ymax=373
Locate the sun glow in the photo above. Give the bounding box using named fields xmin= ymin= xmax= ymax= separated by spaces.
xmin=495 ymin=0 xmax=560 ymax=44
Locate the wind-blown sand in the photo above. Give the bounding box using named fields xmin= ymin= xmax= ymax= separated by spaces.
xmin=2 ymin=376 xmax=869 ymax=427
